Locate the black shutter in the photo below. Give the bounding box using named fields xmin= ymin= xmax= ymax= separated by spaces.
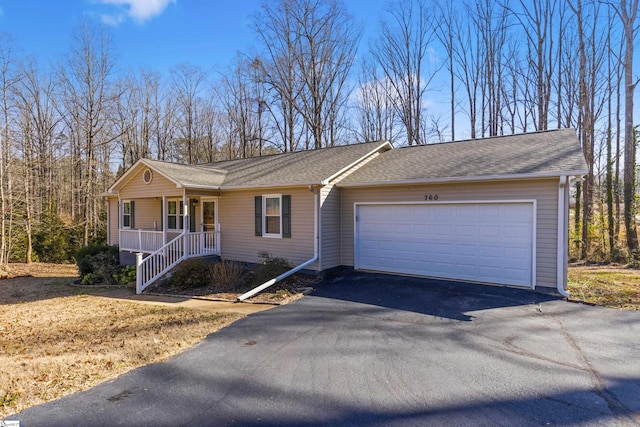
xmin=282 ymin=195 xmax=291 ymax=238
xmin=130 ymin=201 xmax=135 ymax=229
xmin=255 ymin=196 xmax=262 ymax=236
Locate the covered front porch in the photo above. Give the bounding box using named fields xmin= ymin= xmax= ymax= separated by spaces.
xmin=110 ymin=191 xmax=222 ymax=294
xmin=117 ymin=193 xmax=220 ymax=257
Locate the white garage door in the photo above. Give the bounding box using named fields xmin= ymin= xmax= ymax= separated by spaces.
xmin=355 ymin=202 xmax=534 ymax=287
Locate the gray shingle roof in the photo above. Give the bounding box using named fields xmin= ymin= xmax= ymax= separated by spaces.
xmin=142 ymin=159 xmax=227 ymax=187
xmin=216 ymin=141 xmax=390 ymax=187
xmin=338 ymin=129 xmax=587 ymax=186
xmin=139 ymin=140 xmax=390 ymax=189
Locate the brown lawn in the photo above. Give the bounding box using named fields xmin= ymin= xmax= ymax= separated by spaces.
xmin=0 ymin=263 xmax=246 ymax=418
xmin=568 ymin=265 xmax=640 ymax=310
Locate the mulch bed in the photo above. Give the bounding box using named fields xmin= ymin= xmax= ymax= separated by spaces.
xmin=146 ymin=273 xmax=317 ymax=304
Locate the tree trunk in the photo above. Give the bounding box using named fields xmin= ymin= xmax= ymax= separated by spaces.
xmin=620 ymin=0 xmax=639 ymax=252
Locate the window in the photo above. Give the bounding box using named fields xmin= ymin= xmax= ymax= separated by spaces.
xmin=122 ymin=200 xmax=133 ymax=228
xmin=167 ymin=200 xmax=184 ymax=230
xmin=264 ymin=195 xmax=281 ymax=236
xmin=142 ymin=169 xmax=153 ymax=184
xmin=255 ymin=195 xmax=291 ymax=238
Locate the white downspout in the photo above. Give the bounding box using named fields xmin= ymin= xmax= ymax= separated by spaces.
xmin=238 ymin=185 xmax=320 ymax=301
xmin=557 ymin=176 xmax=570 ymax=297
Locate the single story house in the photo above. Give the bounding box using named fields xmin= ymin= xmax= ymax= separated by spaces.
xmin=103 ymin=128 xmax=587 ymax=296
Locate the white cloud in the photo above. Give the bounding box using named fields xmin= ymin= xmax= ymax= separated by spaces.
xmin=100 ymin=13 xmax=126 ymax=26
xmin=99 ymin=0 xmax=175 ymax=24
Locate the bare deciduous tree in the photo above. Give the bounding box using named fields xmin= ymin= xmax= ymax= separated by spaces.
xmin=608 ymin=0 xmax=639 ymax=252
xmin=58 ymin=21 xmax=118 ymax=245
xmin=372 ymin=0 xmax=441 ymax=145
xmin=0 ymin=34 xmax=19 ymax=264
xmin=171 ymin=64 xmax=207 ymax=164
xmin=355 ymin=58 xmax=397 ymax=142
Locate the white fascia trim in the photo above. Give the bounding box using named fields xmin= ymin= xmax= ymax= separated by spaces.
xmin=220 ymin=182 xmax=325 ymax=190
xmin=323 ymin=141 xmax=393 ymax=184
xmin=337 ymin=170 xmax=589 ymax=188
xmin=183 ymin=184 xmax=222 ymax=190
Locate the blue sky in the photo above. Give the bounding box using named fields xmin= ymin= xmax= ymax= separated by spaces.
xmin=0 ymin=0 xmax=386 ymax=75
xmin=1 ymin=0 xmax=637 ymax=142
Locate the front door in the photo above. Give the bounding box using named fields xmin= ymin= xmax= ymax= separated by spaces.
xmin=203 ymin=201 xmax=216 ymax=232
xmin=202 ymin=200 xmax=216 ymax=252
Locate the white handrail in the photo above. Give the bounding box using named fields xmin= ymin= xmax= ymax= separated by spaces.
xmin=134 ymin=230 xmax=221 ymax=294
xmin=136 ymin=233 xmax=185 ymax=294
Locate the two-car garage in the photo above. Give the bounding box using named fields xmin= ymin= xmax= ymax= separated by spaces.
xmin=337 ymin=129 xmax=587 ymax=294
xmin=354 ymin=202 xmax=536 ymax=288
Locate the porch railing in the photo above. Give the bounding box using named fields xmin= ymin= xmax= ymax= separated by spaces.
xmin=136 ymin=233 xmax=184 ymax=294
xmin=135 ymin=230 xmax=220 ymax=294
xmin=187 ymin=231 xmax=218 ymax=257
xmin=120 ymin=229 xmax=164 ymax=253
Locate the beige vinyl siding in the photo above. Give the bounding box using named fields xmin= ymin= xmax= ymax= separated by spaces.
xmin=340 ymin=179 xmax=559 ymax=288
xmin=132 ymin=198 xmax=163 ymax=230
xmin=320 ymin=184 xmax=341 ymax=270
xmin=319 ymin=150 xmax=385 ymax=270
xmin=119 ymin=167 xmax=183 ymax=199
xmin=108 ymin=197 xmax=119 ymax=245
xmin=219 ymin=187 xmax=317 ymax=268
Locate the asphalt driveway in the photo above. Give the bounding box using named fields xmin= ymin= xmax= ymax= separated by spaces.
xmin=8 ymin=272 xmax=640 ymax=426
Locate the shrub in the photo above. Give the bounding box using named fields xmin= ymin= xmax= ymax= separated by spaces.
xmin=75 ymin=244 xmax=119 ymax=276
xmin=82 ymin=252 xmax=120 ymax=285
xmin=252 ymin=257 xmax=292 ymax=286
xmin=210 ymin=260 xmax=247 ymax=291
xmin=75 ymin=243 xmax=126 ymax=286
xmin=113 ymin=265 xmax=137 ymax=285
xmin=169 ymin=258 xmax=211 ymax=289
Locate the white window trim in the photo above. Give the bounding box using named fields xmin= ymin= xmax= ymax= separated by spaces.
xmin=122 ymin=200 xmax=132 ymax=230
xmin=262 ymin=194 xmax=282 ymax=238
xmin=166 ymin=199 xmax=184 ymax=231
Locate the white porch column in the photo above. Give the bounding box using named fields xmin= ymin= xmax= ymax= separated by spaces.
xmin=118 ymin=196 xmax=122 ymax=247
xmin=162 ymin=195 xmax=167 ymax=246
xmin=216 ymin=223 xmax=221 ymax=254
xmin=183 ymin=193 xmax=188 ymax=257
xmin=135 ymin=252 xmax=143 ymax=294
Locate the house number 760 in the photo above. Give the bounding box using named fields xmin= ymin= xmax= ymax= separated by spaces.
xmin=424 ymin=195 xmax=439 ymax=201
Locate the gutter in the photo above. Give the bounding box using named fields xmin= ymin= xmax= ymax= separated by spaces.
xmin=336 ymin=170 xmax=589 ymax=188
xmin=220 ymin=182 xmax=324 ymax=191
xmin=557 ymin=175 xmax=570 ymax=297
xmin=237 ymin=184 xmax=320 ymax=301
